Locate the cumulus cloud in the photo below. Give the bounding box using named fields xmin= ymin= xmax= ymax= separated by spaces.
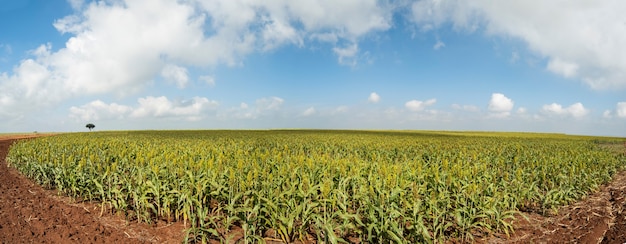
xmin=410 ymin=0 xmax=626 ymax=90
xmin=488 ymin=93 xmax=514 ymax=118
xmin=603 ymin=102 xmax=626 ymax=120
xmin=547 ymin=58 xmax=579 ymax=78
xmin=405 ymin=98 xmax=436 ymax=111
xmin=541 ymin=102 xmax=589 ymax=119
xmin=70 ymin=96 xmax=218 ymax=122
xmin=261 ymin=17 xmax=303 ymax=51
xmin=368 ymin=92 xmax=380 ymax=103
xmin=617 ymin=102 xmax=626 ymax=118
xmin=161 ymin=64 xmax=189 ymax=89
xmin=69 ymin=100 xmax=133 ymax=121
xmin=0 ymin=0 xmax=394 ymax=119
xmin=131 ymin=96 xmax=218 ymax=120
xmin=0 ymin=55 xmax=63 ymax=119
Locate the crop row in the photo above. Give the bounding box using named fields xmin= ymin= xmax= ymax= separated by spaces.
xmin=7 ymin=130 xmax=626 ymax=243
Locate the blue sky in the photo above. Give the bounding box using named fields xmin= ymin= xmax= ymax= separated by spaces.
xmin=1 ymin=0 xmax=625 ymax=136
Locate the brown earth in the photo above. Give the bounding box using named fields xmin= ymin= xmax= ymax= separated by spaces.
xmin=480 ymin=142 xmax=626 ymax=244
xmin=1 ymin=135 xmax=626 ymax=243
xmin=482 ymin=170 xmax=626 ymax=244
xmin=0 ymin=136 xmax=186 ymax=243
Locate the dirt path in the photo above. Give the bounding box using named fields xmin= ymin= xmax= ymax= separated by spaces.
xmin=0 ymin=137 xmax=185 ymax=243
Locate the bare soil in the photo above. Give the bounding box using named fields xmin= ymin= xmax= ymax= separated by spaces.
xmin=0 ymin=136 xmax=185 ymax=243
xmin=1 ymin=135 xmax=626 ymax=243
xmin=482 ymin=171 xmax=626 ymax=244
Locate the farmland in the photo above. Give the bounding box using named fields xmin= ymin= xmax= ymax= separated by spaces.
xmin=5 ymin=130 xmax=626 ymax=243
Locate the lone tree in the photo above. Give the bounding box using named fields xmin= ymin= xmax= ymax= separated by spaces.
xmin=86 ymin=123 xmax=95 ymax=131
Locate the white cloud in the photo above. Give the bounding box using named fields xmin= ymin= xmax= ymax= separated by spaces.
xmin=69 ymin=100 xmax=133 ymax=121
xmin=1 ymin=0 xmax=394 ymax=120
xmin=541 ymin=102 xmax=589 ymax=119
xmin=333 ymin=43 xmax=359 ymax=66
xmin=302 ymin=107 xmax=316 ymax=116
xmin=368 ymin=92 xmax=380 ymax=103
xmin=161 ymin=64 xmax=189 ymax=89
xmin=48 ymin=0 xmax=209 ymax=95
xmin=488 ymin=93 xmax=514 ymax=118
xmin=223 ymin=96 xmax=285 ymax=120
xmin=279 ymin=0 xmax=392 ymax=37
xmin=67 ymin=0 xmax=84 ymax=10
xmin=199 ymin=75 xmax=216 ymax=87
xmin=451 ymin=104 xmax=479 ymax=112
xmin=311 ymin=33 xmax=339 ymax=43
xmin=617 ymin=102 xmax=626 ymax=118
xmin=547 ymin=58 xmax=578 ymax=78
xmin=405 ymin=98 xmax=436 ymax=111
xmin=0 ymin=56 xmax=63 ymax=119
xmin=433 ymin=40 xmax=445 ymax=50
xmin=603 ymin=110 xmax=612 ymax=119
xmin=516 ymin=107 xmax=527 ymax=114
xmin=256 ymin=96 xmax=284 ymax=111
xmin=334 ymin=106 xmax=349 ymax=114
xmin=197 ymin=0 xmax=392 ymax=63
xmin=567 ymin=103 xmax=589 ymax=118
xmin=410 ymin=0 xmax=626 ymax=90
xmin=130 ymin=96 xmax=218 ymax=120
xmin=411 ymin=0 xmax=477 ymax=31
xmin=69 ymin=96 xmax=218 ymax=122
xmin=261 ymin=17 xmax=303 ymax=51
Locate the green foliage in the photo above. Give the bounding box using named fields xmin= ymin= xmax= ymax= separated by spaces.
xmin=6 ymin=130 xmax=626 ymax=242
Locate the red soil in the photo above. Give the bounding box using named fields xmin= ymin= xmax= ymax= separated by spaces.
xmin=482 ymin=171 xmax=626 ymax=243
xmin=0 ymin=136 xmax=185 ymax=243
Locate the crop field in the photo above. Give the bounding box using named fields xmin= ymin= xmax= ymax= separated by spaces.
xmin=6 ymin=130 xmax=626 ymax=243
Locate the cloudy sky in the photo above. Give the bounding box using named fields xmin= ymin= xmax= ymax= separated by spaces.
xmin=1 ymin=0 xmax=625 ymax=136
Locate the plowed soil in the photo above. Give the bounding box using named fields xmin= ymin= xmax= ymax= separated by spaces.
xmin=1 ymin=135 xmax=625 ymax=243
xmin=0 ymin=136 xmax=185 ymax=243
xmin=483 ymin=171 xmax=626 ymax=244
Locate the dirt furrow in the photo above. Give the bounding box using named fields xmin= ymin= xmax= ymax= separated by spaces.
xmin=0 ymin=138 xmax=185 ymax=243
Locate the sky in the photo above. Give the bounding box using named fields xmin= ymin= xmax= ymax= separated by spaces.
xmin=1 ymin=0 xmax=625 ymax=137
